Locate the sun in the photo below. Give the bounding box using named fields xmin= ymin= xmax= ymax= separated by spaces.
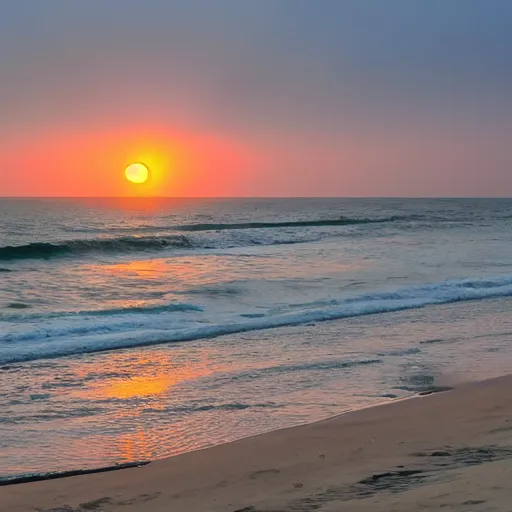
xmin=125 ymin=163 xmax=149 ymax=184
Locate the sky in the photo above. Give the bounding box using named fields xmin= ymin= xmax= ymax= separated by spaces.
xmin=1 ymin=0 xmax=511 ymax=197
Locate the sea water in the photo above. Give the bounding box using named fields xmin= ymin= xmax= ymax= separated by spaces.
xmin=2 ymin=198 xmax=512 ymax=479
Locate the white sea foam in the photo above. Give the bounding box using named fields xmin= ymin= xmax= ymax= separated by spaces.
xmin=3 ymin=274 xmax=512 ymax=364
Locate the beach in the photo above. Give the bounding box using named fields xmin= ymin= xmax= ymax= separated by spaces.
xmin=3 ymin=198 xmax=512 ymax=503
xmin=2 ymin=374 xmax=512 ymax=511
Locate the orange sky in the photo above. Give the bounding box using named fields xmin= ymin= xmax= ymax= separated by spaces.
xmin=1 ymin=2 xmax=511 ymax=197
xmin=3 ymin=119 xmax=511 ymax=197
xmin=4 ymin=125 xmax=259 ymax=197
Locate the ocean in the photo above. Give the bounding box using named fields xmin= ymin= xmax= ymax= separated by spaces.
xmin=2 ymin=197 xmax=512 ymax=480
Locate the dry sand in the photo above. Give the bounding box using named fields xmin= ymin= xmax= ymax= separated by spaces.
xmin=2 ymin=375 xmax=512 ymax=512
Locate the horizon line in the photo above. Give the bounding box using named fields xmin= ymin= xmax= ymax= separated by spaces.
xmin=2 ymin=196 xmax=512 ymax=200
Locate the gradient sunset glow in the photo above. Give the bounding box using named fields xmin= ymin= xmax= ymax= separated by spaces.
xmin=1 ymin=1 xmax=511 ymax=197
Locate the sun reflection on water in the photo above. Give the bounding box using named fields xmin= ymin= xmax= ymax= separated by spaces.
xmin=52 ymin=349 xmax=219 ymax=465
xmin=79 ymin=352 xmax=214 ymax=401
xmin=118 ymin=428 xmax=155 ymax=462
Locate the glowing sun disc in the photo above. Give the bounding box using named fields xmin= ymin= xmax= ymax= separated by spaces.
xmin=125 ymin=163 xmax=149 ymax=184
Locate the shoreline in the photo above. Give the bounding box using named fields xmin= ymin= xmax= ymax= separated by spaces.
xmin=0 ymin=383 xmax=452 ymax=486
xmin=3 ymin=374 xmax=512 ymax=511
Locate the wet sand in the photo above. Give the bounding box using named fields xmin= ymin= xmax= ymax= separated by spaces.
xmin=2 ymin=375 xmax=512 ymax=512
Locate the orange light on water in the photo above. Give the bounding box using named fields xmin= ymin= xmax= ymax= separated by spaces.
xmin=73 ymin=350 xmax=213 ymax=401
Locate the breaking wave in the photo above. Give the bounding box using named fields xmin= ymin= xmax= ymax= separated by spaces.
xmin=3 ymin=274 xmax=512 ymax=364
xmin=0 ymin=302 xmax=202 ymax=322
xmin=0 ymin=216 xmax=408 ymax=261
xmin=0 ymin=235 xmax=192 ymax=261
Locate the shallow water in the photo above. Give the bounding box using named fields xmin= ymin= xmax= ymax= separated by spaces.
xmin=2 ymin=297 xmax=512 ymax=478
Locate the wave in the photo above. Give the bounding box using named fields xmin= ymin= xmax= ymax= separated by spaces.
xmin=0 ymin=216 xmax=407 ymax=261
xmin=3 ymin=274 xmax=512 ymax=364
xmin=0 ymin=235 xmax=192 ymax=261
xmin=0 ymin=302 xmax=202 ymax=322
xmin=229 ymin=358 xmax=383 ymax=382
xmin=377 ymin=347 xmax=422 ymax=357
xmin=5 ymin=303 xmax=31 ymax=310
xmin=174 ymin=216 xmax=405 ymax=231
xmin=62 ymin=215 xmax=411 ymax=235
xmin=141 ymin=402 xmax=283 ymax=415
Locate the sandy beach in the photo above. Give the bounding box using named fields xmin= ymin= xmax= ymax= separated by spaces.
xmin=2 ymin=375 xmax=512 ymax=512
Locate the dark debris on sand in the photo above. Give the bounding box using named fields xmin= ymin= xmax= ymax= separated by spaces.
xmin=232 ymin=444 xmax=512 ymax=512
